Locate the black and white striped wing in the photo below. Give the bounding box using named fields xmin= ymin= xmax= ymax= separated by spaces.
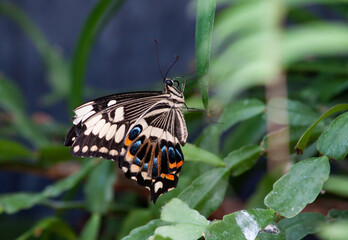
xmin=64 ymin=91 xmax=187 ymax=202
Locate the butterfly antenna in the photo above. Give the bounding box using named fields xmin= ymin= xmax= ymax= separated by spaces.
xmin=153 ymin=39 xmax=164 ymax=79
xmin=164 ymin=55 xmax=179 ymax=79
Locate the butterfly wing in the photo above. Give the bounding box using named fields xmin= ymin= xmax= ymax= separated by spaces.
xmin=65 ymin=91 xmax=187 ymax=202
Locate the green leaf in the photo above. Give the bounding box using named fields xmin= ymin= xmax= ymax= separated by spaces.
xmin=121 ymin=220 xmax=167 ymax=240
xmin=205 ymin=209 xmax=276 ymax=240
xmin=295 ymin=104 xmax=348 ymax=154
xmin=70 ymin=0 xmax=126 ymax=110
xmin=161 ymin=198 xmax=209 ymax=227
xmin=0 ymin=139 xmax=33 ymax=162
xmin=17 ymin=217 xmax=77 ymax=240
xmin=182 ymin=143 xmax=225 ymax=167
xmin=179 ymin=168 xmax=229 ymax=217
xmin=80 ymin=213 xmax=101 ymax=240
xmin=0 ymin=160 xmax=96 ymax=214
xmin=323 ymin=175 xmax=348 ymax=198
xmin=0 ymin=76 xmax=49 ymax=147
xmin=278 ymin=212 xmax=326 ymax=240
xmin=317 ymin=111 xmax=348 ymax=160
xmin=119 ymin=209 xmax=153 ymax=239
xmin=224 ymin=145 xmax=262 ymax=176
xmin=154 ymin=224 xmax=205 ymax=240
xmin=0 ymin=2 xmax=70 ymax=104
xmin=318 ymin=220 xmax=348 ymax=240
xmin=247 ymin=175 xmax=275 ymax=209
xmin=267 ymin=98 xmax=318 ymax=127
xmin=38 ymin=145 xmax=76 ymax=165
xmin=264 ymin=156 xmax=330 ymax=218
xmin=328 ymin=209 xmax=348 ymax=221
xmin=220 ymin=98 xmax=266 ymax=132
xmin=84 ymin=161 xmax=116 ymax=213
xmin=195 ymin=0 xmax=216 ymax=111
xmin=284 ymin=24 xmax=348 ymax=66
xmin=154 ymin=198 xmax=209 ymax=240
xmin=199 ymin=98 xmax=265 ymax=153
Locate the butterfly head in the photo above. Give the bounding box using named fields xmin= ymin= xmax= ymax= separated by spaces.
xmin=163 ymin=78 xmax=185 ymax=101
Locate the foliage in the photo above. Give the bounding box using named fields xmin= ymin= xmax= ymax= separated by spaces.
xmin=1 ymin=0 xmax=348 ymax=239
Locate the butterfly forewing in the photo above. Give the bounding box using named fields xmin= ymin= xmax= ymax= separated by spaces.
xmin=65 ymin=83 xmax=187 ymax=203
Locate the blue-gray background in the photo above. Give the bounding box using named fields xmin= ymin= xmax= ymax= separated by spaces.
xmin=0 ymin=0 xmax=195 ymax=231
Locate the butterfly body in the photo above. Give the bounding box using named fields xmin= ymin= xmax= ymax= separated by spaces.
xmin=65 ymin=79 xmax=187 ymax=202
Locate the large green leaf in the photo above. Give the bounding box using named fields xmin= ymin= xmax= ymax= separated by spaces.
xmin=70 ymin=0 xmax=126 ymax=109
xmin=84 ymin=161 xmax=116 ymax=213
xmin=154 ymin=198 xmax=209 ymax=240
xmin=318 ymin=221 xmax=348 ymax=240
xmin=317 ymin=111 xmax=348 ymax=160
xmin=278 ymin=212 xmax=326 ymax=240
xmin=182 ymin=143 xmax=225 ymax=167
xmin=195 ymin=0 xmax=216 ymax=111
xmin=224 ymin=145 xmax=262 ymax=176
xmin=264 ymin=156 xmax=330 ymax=218
xmin=295 ymin=104 xmax=348 ymax=153
xmin=121 ymin=220 xmax=167 ymax=240
xmin=205 ymin=209 xmax=276 ymax=240
xmin=17 ymin=217 xmax=77 ymax=240
xmin=179 ymin=168 xmax=229 ymax=217
xmin=0 ymin=160 xmax=96 ymax=214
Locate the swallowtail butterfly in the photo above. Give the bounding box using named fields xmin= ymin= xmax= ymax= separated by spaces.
xmin=65 ymin=78 xmax=187 ymax=203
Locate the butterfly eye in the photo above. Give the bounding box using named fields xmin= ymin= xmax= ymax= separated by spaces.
xmin=174 ymin=80 xmax=180 ymax=88
xmin=166 ymin=79 xmax=173 ymax=86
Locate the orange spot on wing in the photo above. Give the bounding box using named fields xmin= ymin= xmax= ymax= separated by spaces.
xmin=168 ymin=162 xmax=176 ymax=169
xmin=126 ymin=151 xmax=133 ymax=161
xmin=125 ymin=136 xmax=132 ymax=146
xmin=176 ymin=161 xmax=183 ymax=168
xmin=165 ymin=174 xmax=175 ymax=181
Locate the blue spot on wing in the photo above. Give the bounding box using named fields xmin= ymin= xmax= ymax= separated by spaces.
xmin=129 ymin=125 xmax=142 ymax=140
xmin=130 ymin=140 xmax=142 ymax=155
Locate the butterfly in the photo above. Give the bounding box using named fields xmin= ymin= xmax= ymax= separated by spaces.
xmin=64 ymin=78 xmax=187 ymax=203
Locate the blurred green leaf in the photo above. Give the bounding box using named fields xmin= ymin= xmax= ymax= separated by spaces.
xmin=205 ymin=209 xmax=276 ymax=240
xmin=0 ymin=160 xmax=96 ymax=214
xmin=323 ymin=175 xmax=348 ymax=198
xmin=179 ymin=168 xmax=229 ymax=217
xmin=154 ymin=198 xmax=208 ymax=240
xmin=0 ymin=76 xmax=49 ymax=147
xmin=17 ymin=217 xmax=77 ymax=240
xmin=71 ymin=0 xmax=126 ymax=110
xmin=80 ymin=213 xmax=101 ymax=240
xmin=85 ymin=161 xmax=116 ymax=214
xmin=0 ymin=139 xmax=33 ymax=162
xmin=182 ymin=143 xmax=225 ymax=167
xmin=247 ymin=175 xmax=276 ymax=209
xmin=0 ymin=3 xmax=70 ymax=103
xmin=283 ymin=24 xmax=348 ymax=66
xmin=328 ymin=209 xmax=348 ymax=221
xmin=199 ymin=98 xmax=265 ymax=153
xmin=264 ymin=156 xmax=330 ymax=218
xmin=195 ymin=0 xmax=216 ymax=111
xmin=267 ymin=98 xmax=318 ymax=126
xmin=119 ymin=209 xmax=153 ymax=239
xmin=318 ymin=220 xmax=348 ymax=240
xmin=295 ymin=104 xmax=348 ymax=153
xmin=221 ymin=114 xmax=266 ymax=155
xmin=317 ymin=111 xmax=348 ymax=160
xmin=38 ymin=145 xmax=75 ymax=165
xmin=220 ymin=98 xmax=265 ymax=132
xmin=122 ymin=220 xmax=167 ymax=240
xmin=278 ymin=212 xmax=326 ymax=240
xmin=224 ymin=145 xmax=262 ymax=176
